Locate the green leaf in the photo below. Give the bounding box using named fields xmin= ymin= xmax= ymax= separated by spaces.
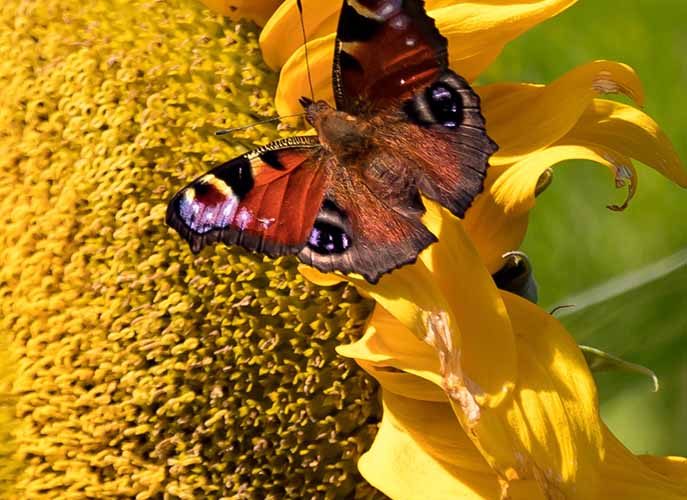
xmin=553 ymin=249 xmax=687 ymax=456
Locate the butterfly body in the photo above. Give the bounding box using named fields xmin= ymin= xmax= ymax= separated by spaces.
xmin=167 ymin=0 xmax=497 ymax=283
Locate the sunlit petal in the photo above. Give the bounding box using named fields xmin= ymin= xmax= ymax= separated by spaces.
xmin=341 ymin=287 xmax=606 ymax=497
xmin=480 ymin=60 xmax=644 ymax=166
xmin=566 ymin=99 xmax=687 ymax=187
xmin=490 ymin=144 xmax=635 ymax=215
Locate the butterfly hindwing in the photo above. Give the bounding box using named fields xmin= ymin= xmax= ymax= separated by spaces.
xmin=299 ymin=161 xmax=436 ymax=284
xmin=388 ymin=71 xmax=498 ymax=217
xmin=333 ymin=0 xmax=448 ymax=113
xmin=166 ymin=136 xmax=327 ymax=257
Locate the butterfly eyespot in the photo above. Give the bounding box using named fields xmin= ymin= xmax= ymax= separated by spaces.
xmin=307 ymin=220 xmax=351 ymax=255
xmin=425 ymin=82 xmax=463 ymax=128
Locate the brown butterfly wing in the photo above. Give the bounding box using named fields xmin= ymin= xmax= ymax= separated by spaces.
xmin=166 ymin=137 xmax=328 ymax=257
xmin=384 ymin=71 xmax=497 ymax=217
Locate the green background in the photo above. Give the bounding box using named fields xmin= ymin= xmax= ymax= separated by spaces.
xmin=481 ymin=0 xmax=687 ymax=456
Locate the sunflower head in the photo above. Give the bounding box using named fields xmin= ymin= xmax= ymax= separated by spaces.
xmin=0 ymin=0 xmax=383 ymax=497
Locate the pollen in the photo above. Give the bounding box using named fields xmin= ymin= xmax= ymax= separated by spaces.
xmin=0 ymin=0 xmax=381 ymax=497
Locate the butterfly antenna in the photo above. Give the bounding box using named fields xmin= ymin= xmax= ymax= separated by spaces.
xmin=214 ymin=113 xmax=305 ymax=135
xmin=296 ymin=0 xmax=315 ymax=102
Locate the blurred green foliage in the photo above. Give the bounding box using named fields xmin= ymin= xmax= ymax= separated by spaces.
xmin=562 ymin=254 xmax=687 ymax=456
xmin=482 ymin=0 xmax=687 ymax=456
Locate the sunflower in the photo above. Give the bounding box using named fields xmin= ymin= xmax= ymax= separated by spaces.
xmin=2 ymin=0 xmax=686 ymax=498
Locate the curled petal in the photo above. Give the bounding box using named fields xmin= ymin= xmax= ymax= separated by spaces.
xmin=480 ymin=60 xmax=644 ymax=166
xmin=198 ymin=0 xmax=281 ymax=25
xmin=566 ymin=99 xmax=687 ymax=187
xmin=490 ymin=144 xmax=636 ymax=215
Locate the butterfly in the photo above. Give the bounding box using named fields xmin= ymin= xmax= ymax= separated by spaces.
xmin=166 ymin=0 xmax=497 ymax=283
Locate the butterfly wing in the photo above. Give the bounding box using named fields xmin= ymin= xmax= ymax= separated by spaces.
xmin=299 ymin=161 xmax=436 ymax=284
xmin=333 ymin=0 xmax=497 ymax=218
xmin=166 ymin=136 xmax=327 ymax=257
xmin=333 ymin=0 xmax=448 ymax=113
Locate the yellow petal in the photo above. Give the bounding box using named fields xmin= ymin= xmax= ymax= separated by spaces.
xmin=198 ymin=0 xmax=281 ymax=26
xmin=493 ymin=292 xmax=604 ymax=498
xmin=260 ymin=0 xmax=339 ymax=69
xmin=296 ymin=263 xmax=346 ymax=287
xmin=358 ymin=390 xmax=521 ymax=500
xmin=637 ymin=456 xmax=687 ymax=484
xmin=268 ymin=0 xmax=581 ymax=115
xmin=487 ymin=95 xmax=687 ymax=216
xmin=463 ymin=174 xmax=530 ymax=274
xmin=490 ymin=144 xmax=635 ymax=215
xmin=354 ymin=311 xmax=687 ymax=498
xmin=566 ymin=99 xmax=687 ymax=187
xmin=363 ymin=291 xmax=604 ymax=497
xmin=342 ymin=200 xmax=517 ymax=410
xmin=356 ymin=360 xmax=447 ymax=402
xmin=354 ymin=295 xmax=687 ymax=498
xmin=337 ymin=305 xmax=446 ymax=402
xmin=481 ymin=60 xmax=644 ymax=166
xmin=274 ymin=34 xmax=335 ymax=117
xmin=434 ymin=0 xmax=578 ymax=81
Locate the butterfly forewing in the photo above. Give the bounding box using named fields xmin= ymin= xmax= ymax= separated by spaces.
xmin=333 ymin=0 xmax=448 ymax=114
xmin=166 ymin=137 xmax=327 ymax=257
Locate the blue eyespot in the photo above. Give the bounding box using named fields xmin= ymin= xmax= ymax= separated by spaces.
xmin=308 ymin=221 xmax=351 ymax=254
xmin=425 ymin=83 xmax=463 ymax=128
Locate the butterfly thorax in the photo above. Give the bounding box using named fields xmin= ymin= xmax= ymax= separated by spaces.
xmin=304 ymin=99 xmax=372 ymax=160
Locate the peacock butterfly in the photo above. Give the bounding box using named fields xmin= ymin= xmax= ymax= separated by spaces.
xmin=166 ymin=0 xmax=498 ymax=283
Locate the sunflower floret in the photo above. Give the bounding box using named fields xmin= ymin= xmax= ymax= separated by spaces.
xmin=0 ymin=0 xmax=382 ymax=498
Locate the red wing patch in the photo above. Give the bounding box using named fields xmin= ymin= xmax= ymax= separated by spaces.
xmin=166 ymin=138 xmax=327 ymax=257
xmin=333 ymin=0 xmax=448 ymax=113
